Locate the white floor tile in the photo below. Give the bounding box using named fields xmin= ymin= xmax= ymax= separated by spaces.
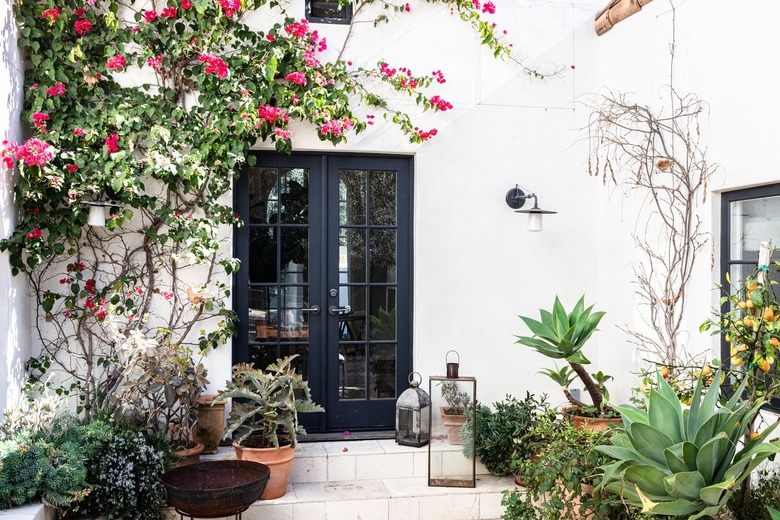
xmin=419 ymin=494 xmax=479 ymax=520
xmin=389 ymin=497 xmax=420 ymax=520
xmin=325 ymin=499 xmax=389 ymax=520
xmin=356 ymin=453 xmax=415 ymax=480
xmin=328 ymin=453 xmax=357 ymax=481
xmin=244 ymin=503 xmax=294 ymax=520
xmin=293 ymin=479 xmax=390 ymax=502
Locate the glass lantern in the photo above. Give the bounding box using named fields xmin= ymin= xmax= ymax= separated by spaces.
xmin=395 ymin=372 xmax=430 ymax=447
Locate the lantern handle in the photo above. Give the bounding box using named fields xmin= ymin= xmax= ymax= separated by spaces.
xmin=408 ymin=372 xmax=422 ymax=387
xmin=445 ymin=350 xmax=459 ymax=364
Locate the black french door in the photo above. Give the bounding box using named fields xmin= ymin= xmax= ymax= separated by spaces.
xmin=234 ymin=153 xmax=413 ymax=432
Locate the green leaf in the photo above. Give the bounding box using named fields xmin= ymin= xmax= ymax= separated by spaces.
xmin=627 ymin=422 xmax=675 ymax=465
xmin=625 ymin=464 xmax=672 ymax=497
xmin=663 ymin=471 xmax=706 ymax=501
xmin=695 ymin=433 xmax=729 ymax=485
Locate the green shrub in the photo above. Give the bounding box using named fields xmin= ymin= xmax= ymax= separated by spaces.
xmin=728 ymin=468 xmax=780 ymax=520
xmin=0 ymin=435 xmax=48 ymax=509
xmin=79 ymin=426 xmax=173 ymax=520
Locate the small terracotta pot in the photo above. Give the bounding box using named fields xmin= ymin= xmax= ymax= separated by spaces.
xmin=439 ymin=407 xmax=467 ymax=444
xmin=174 ymin=442 xmax=205 ymax=467
xmin=233 ymin=442 xmax=295 ymax=500
xmin=569 ymin=414 xmax=622 ymax=432
xmin=194 ymin=394 xmax=227 ymax=453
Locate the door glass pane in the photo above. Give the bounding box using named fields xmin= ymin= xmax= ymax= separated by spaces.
xmin=249 ymin=228 xmax=276 ymax=283
xmin=280 ymin=286 xmax=309 ymax=342
xmin=370 ymin=344 xmax=396 ymax=399
xmin=339 ymin=344 xmax=366 ymax=399
xmin=339 ymin=286 xmax=366 ymax=341
xmin=250 ymin=286 xmax=276 ymax=341
xmin=281 ymin=345 xmax=310 ymax=379
xmin=280 ymin=229 xmax=308 ymax=271
xmin=370 ymin=170 xmax=396 ymax=225
xmin=341 ymin=229 xmax=366 ymax=284
xmin=249 ymin=345 xmax=278 ymax=371
xmin=370 ymin=229 xmax=396 ymax=283
xmin=248 ymin=167 xmax=279 ymax=224
xmin=280 ymin=168 xmax=309 ymax=224
xmin=340 ymin=170 xmax=367 ymax=225
xmin=730 ymin=196 xmax=780 ymax=261
xmin=369 ymin=290 xmax=395 ymax=340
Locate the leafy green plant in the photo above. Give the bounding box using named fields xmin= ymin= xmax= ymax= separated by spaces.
xmin=769 ymin=507 xmax=780 ymax=520
xmin=439 ymin=380 xmax=471 ymax=415
xmin=723 ymin=467 xmax=780 ymax=520
xmin=515 ymin=295 xmax=609 ymax=412
xmin=461 ymin=393 xmax=547 ymax=476
xmin=0 ymin=434 xmax=48 ymax=509
xmin=596 ymin=369 xmax=780 ymax=519
xmin=506 ymin=410 xmax=638 ymax=519
xmin=216 ymin=355 xmax=324 ymax=448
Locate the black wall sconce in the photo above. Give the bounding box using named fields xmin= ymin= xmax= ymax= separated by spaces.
xmin=505 ymin=185 xmax=556 ymax=232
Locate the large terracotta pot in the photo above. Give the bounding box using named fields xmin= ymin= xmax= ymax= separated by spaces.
xmin=174 ymin=442 xmax=205 ymax=467
xmin=439 ymin=407 xmax=467 ymax=444
xmin=194 ymin=394 xmax=227 ymax=454
xmin=232 ymin=442 xmax=295 ymax=500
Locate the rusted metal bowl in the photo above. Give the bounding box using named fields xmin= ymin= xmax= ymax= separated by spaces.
xmin=161 ymin=460 xmax=270 ymax=518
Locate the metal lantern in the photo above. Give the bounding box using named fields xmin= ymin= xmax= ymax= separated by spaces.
xmin=395 ymin=372 xmax=430 ymax=447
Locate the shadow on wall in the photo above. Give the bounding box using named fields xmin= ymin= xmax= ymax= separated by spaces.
xmin=1 ymin=0 xmax=31 ymax=415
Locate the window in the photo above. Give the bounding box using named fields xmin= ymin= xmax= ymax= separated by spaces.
xmin=720 ymin=184 xmax=780 ymax=372
xmin=306 ymin=0 xmax=351 ymax=23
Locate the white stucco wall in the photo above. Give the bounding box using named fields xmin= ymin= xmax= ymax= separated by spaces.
xmin=0 ymin=0 xmax=30 ymax=416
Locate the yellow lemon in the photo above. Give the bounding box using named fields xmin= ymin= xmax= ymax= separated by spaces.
xmin=660 ymin=366 xmax=669 ymax=378
xmin=738 ymin=343 xmax=750 ymax=352
xmin=731 ymin=356 xmax=743 ymax=367
xmin=770 ymin=337 xmax=780 ymax=348
xmin=701 ymin=365 xmax=711 ymax=376
xmin=738 ymin=301 xmax=748 ymax=310
xmin=760 ymin=359 xmax=772 ymax=373
xmin=766 ymin=307 xmax=776 ymax=321
xmin=750 ymin=432 xmax=761 ymax=441
xmin=746 ymin=299 xmax=755 ymax=309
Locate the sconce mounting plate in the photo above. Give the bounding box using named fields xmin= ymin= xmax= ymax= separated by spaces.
xmin=505 ymin=187 xmax=528 ymax=209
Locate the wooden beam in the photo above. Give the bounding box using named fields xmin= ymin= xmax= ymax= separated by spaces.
xmin=595 ymin=0 xmax=654 ymax=36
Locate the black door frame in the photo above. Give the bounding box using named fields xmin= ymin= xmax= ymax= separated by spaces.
xmin=234 ymin=152 xmax=414 ymax=432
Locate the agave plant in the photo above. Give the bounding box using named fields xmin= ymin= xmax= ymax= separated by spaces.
xmin=596 ymin=369 xmax=780 ymax=519
xmin=516 ymin=295 xmax=608 ymax=410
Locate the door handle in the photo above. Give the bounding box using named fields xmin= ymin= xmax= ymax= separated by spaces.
xmin=301 ymin=305 xmax=320 ymax=315
xmin=328 ymin=305 xmax=351 ymax=315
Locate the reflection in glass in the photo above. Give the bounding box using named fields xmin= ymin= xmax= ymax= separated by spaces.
xmin=340 ymin=170 xmax=367 ymax=225
xmin=730 ymin=196 xmax=780 ymax=262
xmin=341 ymin=229 xmax=366 ymax=284
xmin=370 ymin=229 xmax=396 ymax=283
xmin=248 ymin=167 xmax=278 ymax=224
xmin=280 ymin=169 xmax=309 ymax=224
xmin=338 ymin=286 xmax=366 ymax=341
xmin=339 ymin=344 xmax=366 ymax=400
xmin=369 ymin=290 xmax=395 ymax=340
xmin=280 ymin=228 xmax=308 ymax=270
xmin=370 ymin=170 xmax=397 ymax=225
xmin=249 ymin=228 xmax=276 ymax=284
xmin=369 ymin=344 xmax=396 ymax=398
xmin=249 ymin=344 xmax=309 ymax=379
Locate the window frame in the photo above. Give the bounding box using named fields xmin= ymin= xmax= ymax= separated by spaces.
xmin=305 ymin=0 xmax=353 ymax=24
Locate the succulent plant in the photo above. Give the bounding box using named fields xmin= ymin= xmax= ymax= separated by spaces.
xmin=596 ymin=369 xmax=780 ymax=519
xmin=515 ymin=295 xmax=609 ymax=411
xmin=217 ymin=355 xmax=324 ymax=449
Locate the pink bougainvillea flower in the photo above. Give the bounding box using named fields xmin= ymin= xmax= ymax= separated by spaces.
xmin=74 ymin=19 xmax=93 ymax=35
xmin=481 ymin=1 xmax=495 ymax=13
xmin=274 ymin=128 xmax=292 ymax=139
xmin=320 ymin=118 xmax=355 ymax=138
xmin=471 ymin=0 xmax=480 ymax=8
xmin=265 ymin=34 xmax=275 ymax=41
xmin=284 ymin=72 xmax=307 ymax=85
xmin=85 ymin=299 xmax=95 ymax=310
xmin=317 ymin=38 xmax=327 ymax=52
xmin=12 ymin=138 xmax=54 ymax=166
xmin=257 ymin=105 xmax=289 ymax=124
xmin=181 ymin=0 xmax=193 ymax=9
xmin=380 ymin=62 xmax=396 ymax=78
xmin=161 ymin=6 xmax=177 ymax=18
xmin=104 ymin=134 xmax=119 ymax=153
xmin=65 ymin=164 xmax=79 ymax=173
xmin=74 ymin=7 xmax=86 ymax=17
xmin=284 ymin=19 xmax=309 ymax=38
xmin=42 ymin=7 xmax=61 ymax=24
xmin=218 ymin=0 xmax=240 ymax=17
xmin=415 ymin=127 xmax=438 ymax=141
xmin=73 ymin=127 xmax=86 ymax=136
xmin=147 ymin=55 xmax=164 ymax=69
xmin=132 ymin=26 xmax=140 ymax=33
xmin=26 ymin=228 xmax=42 ymax=240
xmin=432 ymin=70 xmax=446 ymax=84
xmin=106 ymin=54 xmax=127 ymax=71
xmin=144 ymin=10 xmax=158 ymax=21
xmin=430 ymin=95 xmax=453 ymax=111
xmin=404 ymin=2 xmax=410 ymax=11
xmin=32 ymin=112 xmax=50 ymax=132
xmin=46 ymin=82 xmax=66 ymax=96
xmin=199 ymin=53 xmax=229 ymax=78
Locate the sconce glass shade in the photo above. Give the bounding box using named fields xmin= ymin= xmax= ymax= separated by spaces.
xmin=87 ymin=205 xmax=107 ymax=227
xmin=527 ymin=212 xmax=543 ymax=232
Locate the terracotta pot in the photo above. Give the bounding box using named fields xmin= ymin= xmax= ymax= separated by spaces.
xmin=233 ymin=442 xmax=295 ymax=499
xmin=439 ymin=407 xmax=467 ymax=444
xmin=174 ymin=442 xmax=205 ymax=467
xmin=194 ymin=394 xmax=227 ymax=454
xmin=569 ymin=414 xmax=622 ymax=432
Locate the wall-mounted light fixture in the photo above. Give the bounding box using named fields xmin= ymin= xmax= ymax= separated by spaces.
xmin=82 ymin=199 xmax=115 ymax=227
xmin=505 ymin=185 xmax=557 ymax=232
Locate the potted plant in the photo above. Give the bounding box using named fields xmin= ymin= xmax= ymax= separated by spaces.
xmin=460 ymin=392 xmax=548 ymax=477
xmin=515 ymin=295 xmax=620 ymax=429
xmin=193 ymin=393 xmax=227 ymax=454
xmin=438 ymin=380 xmax=471 ymax=444
xmin=215 ymin=355 xmax=324 ymax=500
xmin=114 ymin=330 xmax=209 ymax=465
